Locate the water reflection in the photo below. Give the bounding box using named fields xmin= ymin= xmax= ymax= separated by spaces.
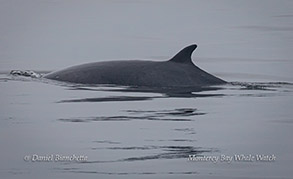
xmin=57 ymin=85 xmax=225 ymax=104
xmin=126 ymin=108 xmax=205 ymax=117
xmin=83 ymin=145 xmax=215 ymax=163
xmin=59 ymin=81 xmax=293 ymax=103
xmin=58 ymin=108 xmax=205 ymax=123
xmin=119 ymin=146 xmax=213 ymax=161
xmin=57 ymin=170 xmax=198 ymax=175
xmin=58 ymin=96 xmax=155 ymax=103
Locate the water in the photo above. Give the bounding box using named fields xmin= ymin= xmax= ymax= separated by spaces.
xmin=1 ymin=0 xmax=293 ymax=179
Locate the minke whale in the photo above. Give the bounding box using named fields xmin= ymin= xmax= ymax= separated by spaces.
xmin=44 ymin=44 xmax=226 ymax=87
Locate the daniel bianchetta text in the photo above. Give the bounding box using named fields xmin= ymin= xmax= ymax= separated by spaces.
xmin=23 ymin=154 xmax=88 ymax=162
xmin=188 ymin=154 xmax=276 ymax=163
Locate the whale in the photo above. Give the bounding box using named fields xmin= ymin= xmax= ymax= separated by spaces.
xmin=43 ymin=44 xmax=226 ymax=87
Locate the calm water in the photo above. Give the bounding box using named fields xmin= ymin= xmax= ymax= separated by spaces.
xmin=1 ymin=0 xmax=293 ymax=179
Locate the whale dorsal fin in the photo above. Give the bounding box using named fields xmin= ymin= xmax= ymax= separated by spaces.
xmin=169 ymin=44 xmax=197 ymax=64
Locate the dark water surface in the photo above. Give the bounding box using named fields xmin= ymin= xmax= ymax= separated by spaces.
xmin=1 ymin=0 xmax=293 ymax=179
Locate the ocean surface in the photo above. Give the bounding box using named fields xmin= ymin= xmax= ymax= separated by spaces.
xmin=1 ymin=0 xmax=293 ymax=179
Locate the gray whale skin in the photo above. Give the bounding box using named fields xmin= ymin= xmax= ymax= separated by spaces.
xmin=44 ymin=44 xmax=226 ymax=87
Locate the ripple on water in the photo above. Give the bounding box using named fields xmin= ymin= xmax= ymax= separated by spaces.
xmin=83 ymin=145 xmax=215 ymax=163
xmin=58 ymin=108 xmax=205 ymax=123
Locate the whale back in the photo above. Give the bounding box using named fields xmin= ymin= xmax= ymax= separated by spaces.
xmin=44 ymin=44 xmax=226 ymax=87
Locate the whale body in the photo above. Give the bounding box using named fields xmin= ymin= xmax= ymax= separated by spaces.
xmin=44 ymin=44 xmax=226 ymax=87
